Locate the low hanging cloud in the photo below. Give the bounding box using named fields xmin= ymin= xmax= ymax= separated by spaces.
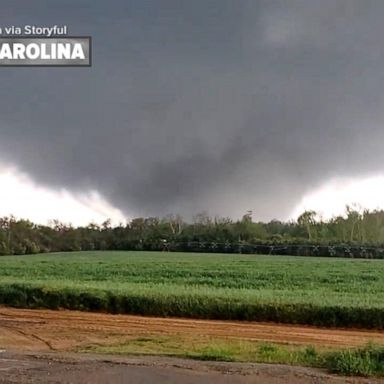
xmin=0 ymin=1 xmax=384 ymax=221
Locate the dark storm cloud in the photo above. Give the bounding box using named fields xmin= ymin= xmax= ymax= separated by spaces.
xmin=1 ymin=0 xmax=384 ymax=220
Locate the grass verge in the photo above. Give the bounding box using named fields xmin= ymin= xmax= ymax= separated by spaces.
xmin=325 ymin=343 xmax=384 ymax=376
xmin=79 ymin=336 xmax=384 ymax=377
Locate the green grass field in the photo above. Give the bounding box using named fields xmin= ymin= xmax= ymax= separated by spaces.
xmin=0 ymin=251 xmax=383 ymax=328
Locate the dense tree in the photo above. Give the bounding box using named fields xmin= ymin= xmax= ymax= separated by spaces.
xmin=297 ymin=210 xmax=317 ymax=240
xmin=2 ymin=207 xmax=384 ymax=257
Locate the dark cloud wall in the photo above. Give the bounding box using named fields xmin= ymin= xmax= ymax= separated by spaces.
xmin=0 ymin=1 xmax=384 ymax=220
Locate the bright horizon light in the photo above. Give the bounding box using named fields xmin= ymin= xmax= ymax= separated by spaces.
xmin=0 ymin=165 xmax=126 ymax=226
xmin=2 ymin=165 xmax=384 ymax=226
xmin=290 ymin=175 xmax=384 ymax=221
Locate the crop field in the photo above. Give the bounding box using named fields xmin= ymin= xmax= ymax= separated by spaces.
xmin=0 ymin=251 xmax=383 ymax=328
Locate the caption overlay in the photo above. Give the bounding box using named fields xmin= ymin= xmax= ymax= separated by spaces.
xmin=0 ymin=25 xmax=91 ymax=67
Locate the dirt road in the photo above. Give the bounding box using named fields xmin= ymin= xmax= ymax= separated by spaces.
xmin=1 ymin=307 xmax=384 ymax=383
xmin=1 ymin=307 xmax=384 ymax=352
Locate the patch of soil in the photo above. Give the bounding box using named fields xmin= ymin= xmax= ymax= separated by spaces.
xmin=1 ymin=307 xmax=384 ymax=353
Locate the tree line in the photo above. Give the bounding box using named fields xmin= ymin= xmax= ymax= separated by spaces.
xmin=1 ymin=206 xmax=384 ymax=257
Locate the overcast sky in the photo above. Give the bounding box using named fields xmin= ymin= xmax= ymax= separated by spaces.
xmin=1 ymin=0 xmax=384 ymax=224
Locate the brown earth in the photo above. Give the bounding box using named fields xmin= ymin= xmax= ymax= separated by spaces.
xmin=1 ymin=307 xmax=384 ymax=383
xmin=1 ymin=307 xmax=384 ymax=352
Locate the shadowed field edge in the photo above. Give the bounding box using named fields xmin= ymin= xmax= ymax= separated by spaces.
xmin=1 ymin=283 xmax=384 ymax=329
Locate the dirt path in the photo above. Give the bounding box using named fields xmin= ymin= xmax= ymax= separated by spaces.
xmin=0 ymin=307 xmax=384 ymax=351
xmin=1 ymin=307 xmax=384 ymax=383
xmin=1 ymin=307 xmax=384 ymax=352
